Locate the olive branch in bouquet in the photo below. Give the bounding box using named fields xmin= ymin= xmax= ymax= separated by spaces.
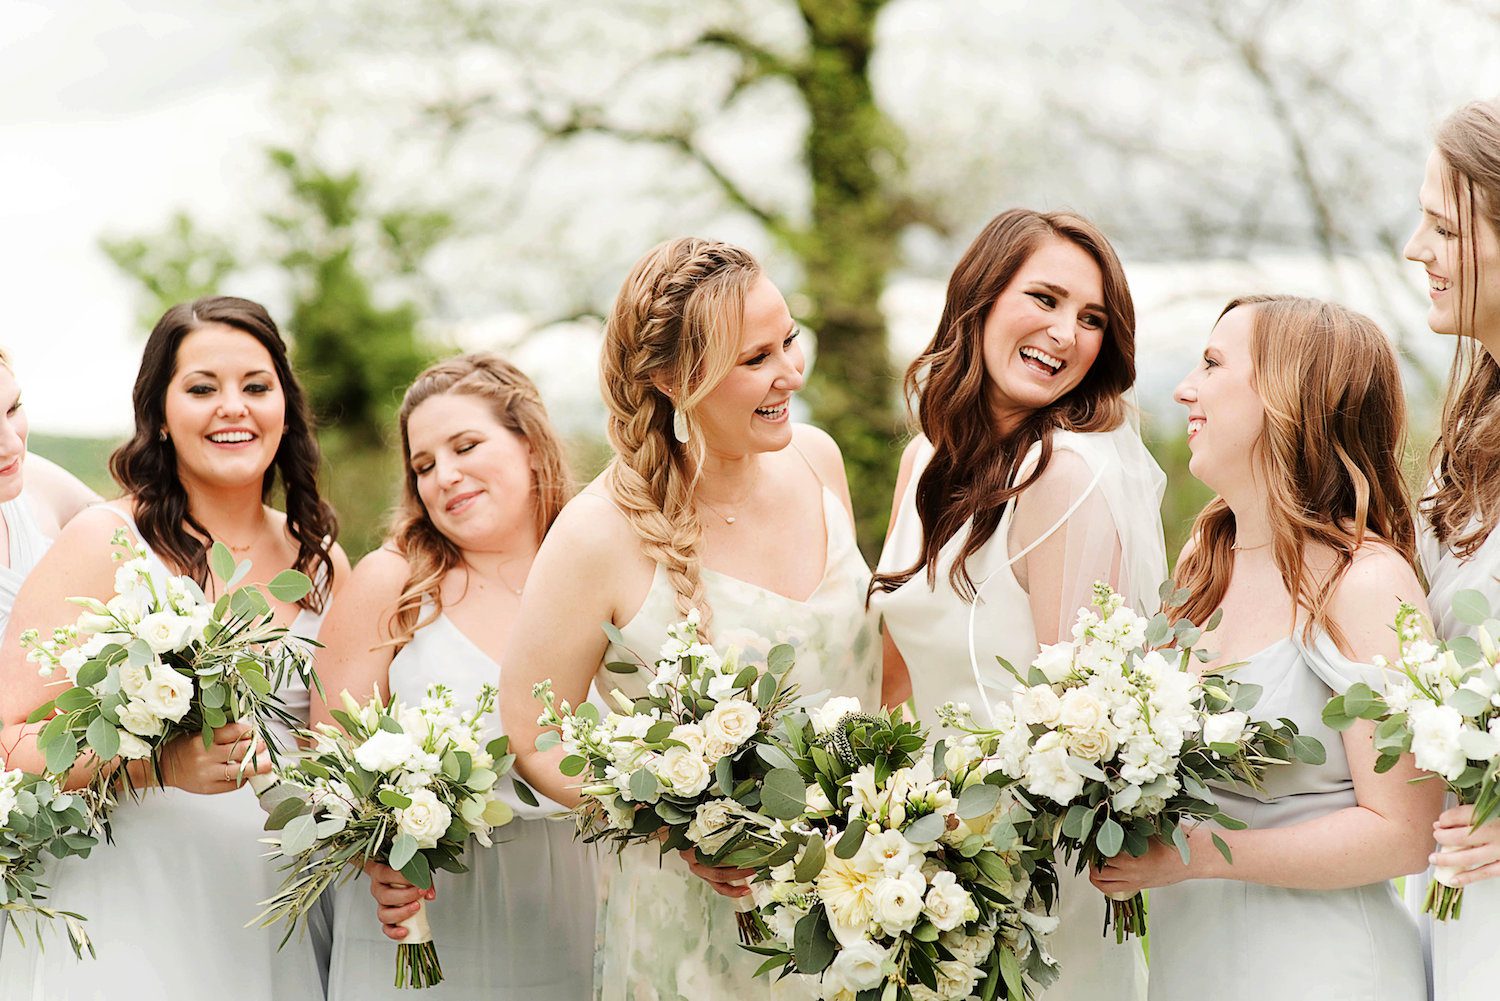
xmin=23 ymin=536 xmax=318 ymax=811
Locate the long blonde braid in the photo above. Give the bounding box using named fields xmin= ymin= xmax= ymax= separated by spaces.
xmin=600 ymin=238 xmax=762 ymax=633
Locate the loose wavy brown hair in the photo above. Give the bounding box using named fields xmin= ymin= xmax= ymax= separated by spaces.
xmin=1426 ymin=100 xmax=1500 ymax=557
xmin=384 ymin=352 xmax=573 ymax=648
xmin=599 ymin=237 xmax=761 ymax=633
xmin=109 ymin=296 xmax=338 ymax=611
xmin=870 ymin=208 xmax=1136 ymax=601
xmin=1168 ymin=296 xmax=1416 ymax=649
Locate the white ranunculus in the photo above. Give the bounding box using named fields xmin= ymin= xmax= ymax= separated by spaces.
xmin=136 ymin=665 xmax=195 ymax=722
xmin=136 ymin=611 xmax=196 ymax=654
xmin=923 ymin=870 xmax=977 ymax=931
xmin=395 ymin=788 xmax=452 ymax=848
xmin=686 ymin=799 xmax=739 ymax=852
xmin=810 ymin=696 xmax=863 ymax=736
xmin=116 ymin=700 xmax=164 ymax=737
xmin=1022 ymin=733 xmax=1085 ymax=804
xmin=871 ymin=870 xmax=926 ymax=934
xmin=116 ymin=730 xmax=152 ymax=760
xmin=355 ymin=729 xmax=421 ymax=774
xmin=702 ymin=698 xmax=761 ymax=750
xmin=1033 ymin=641 xmax=1076 ymax=683
xmin=1058 ymin=688 xmax=1108 ymax=732
xmin=1202 ymin=710 xmax=1250 ymax=748
xmin=1409 ymin=703 xmax=1467 ymax=782
xmin=825 ymin=939 xmax=890 ymax=993
xmin=805 ymin=782 xmax=833 ymax=814
xmin=656 ymin=746 xmax=711 ymax=796
xmin=1014 ymin=685 xmax=1062 ymax=727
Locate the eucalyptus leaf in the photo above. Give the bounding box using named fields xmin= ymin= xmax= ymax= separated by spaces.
xmin=958 ymin=782 xmax=1002 ymax=821
xmin=388 ymin=833 xmax=419 ymax=871
xmin=209 ymin=542 xmax=236 ymax=583
xmin=760 ymin=769 xmax=808 ymax=821
xmin=1452 ymin=589 xmax=1492 ymax=627
xmin=903 ymin=811 xmax=947 ymax=844
xmin=794 ymin=833 xmax=826 ymax=883
xmin=267 ymin=569 xmax=313 ymax=603
xmin=1096 ymin=817 xmax=1124 ymax=857
xmin=278 ymin=813 xmax=319 ymax=857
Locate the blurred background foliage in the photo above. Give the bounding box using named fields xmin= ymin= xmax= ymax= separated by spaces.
xmin=44 ymin=0 xmax=1500 ymax=563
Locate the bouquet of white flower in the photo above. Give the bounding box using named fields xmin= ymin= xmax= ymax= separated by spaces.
xmin=255 ymin=683 xmax=516 ymax=988
xmin=0 ymin=762 xmax=100 ymax=959
xmin=1321 ymin=591 xmax=1500 ymax=921
xmin=20 ymin=533 xmax=317 ymax=804
xmin=944 ymin=582 xmax=1323 ymax=942
xmin=533 ymin=611 xmax=800 ymax=940
xmin=736 ymin=700 xmax=1059 ymax=1001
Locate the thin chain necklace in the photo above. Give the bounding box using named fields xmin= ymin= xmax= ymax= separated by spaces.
xmin=1231 ymin=540 xmax=1272 ymax=552
xmin=696 ymin=477 xmax=758 ymax=526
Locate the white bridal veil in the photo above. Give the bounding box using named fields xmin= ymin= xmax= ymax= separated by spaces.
xmin=966 ymin=410 xmax=1169 ymax=721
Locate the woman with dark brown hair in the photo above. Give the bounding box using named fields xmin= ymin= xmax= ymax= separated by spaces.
xmin=0 ymin=296 xmax=348 ymax=999
xmin=310 ymin=352 xmax=594 ymax=999
xmin=870 ymin=208 xmax=1165 ymax=998
xmin=1402 ymin=98 xmax=1500 ymax=1001
xmin=1090 ymin=296 xmax=1438 ymax=1000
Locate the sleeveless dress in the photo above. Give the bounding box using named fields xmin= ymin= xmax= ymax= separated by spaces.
xmin=594 ymin=485 xmax=881 ymax=1001
xmin=872 ymin=432 xmax=1150 ymax=1000
xmin=325 ymin=609 xmax=597 ymax=999
xmin=0 ymin=493 xmax=56 ymax=958
xmin=1415 ymin=520 xmax=1500 ymax=1001
xmin=0 ymin=505 xmax=329 ymax=1000
xmin=1146 ymin=632 xmax=1426 ymax=1001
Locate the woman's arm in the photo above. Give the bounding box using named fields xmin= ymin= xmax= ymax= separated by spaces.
xmin=1091 ymin=548 xmax=1446 ymax=893
xmin=878 ymin=436 xmax=922 ymax=709
xmin=500 ymin=492 xmax=638 ymax=809
xmin=308 ymin=547 xmax=406 ymax=730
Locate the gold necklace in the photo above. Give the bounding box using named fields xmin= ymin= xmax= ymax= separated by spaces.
xmin=1231 ymin=540 xmax=1272 ymax=552
xmin=695 ymin=482 xmax=756 ymax=526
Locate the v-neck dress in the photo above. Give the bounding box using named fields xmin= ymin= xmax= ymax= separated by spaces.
xmin=591 ymin=486 xmax=881 ymax=1000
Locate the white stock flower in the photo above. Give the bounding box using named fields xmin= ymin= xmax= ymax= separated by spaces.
xmin=58 ymin=648 xmax=88 ymax=683
xmin=702 ymin=699 xmax=761 ymax=750
xmin=1203 ymin=710 xmax=1250 ymax=748
xmin=354 ymin=729 xmax=421 ymax=774
xmin=395 ymin=788 xmax=452 ymax=848
xmin=107 ymin=586 xmax=152 ymax=625
xmin=646 ymin=661 xmax=681 ymax=698
xmin=1021 ymin=732 xmax=1084 ymax=804
xmin=656 ymin=746 xmax=711 ymax=796
xmin=1014 ymin=685 xmax=1062 ymax=727
xmin=1409 ymin=703 xmax=1467 ymax=782
xmin=825 ymin=939 xmax=890 ymax=993
xmin=811 ymin=696 xmax=864 ymax=735
xmin=922 ymin=870 xmax=976 ymax=931
xmin=136 ymin=611 xmax=196 ymax=654
xmin=1033 ymin=642 xmax=1076 ymax=683
xmin=136 ymin=665 xmax=195 ymax=722
xmin=871 ymin=870 xmax=926 ymax=934
xmin=117 ymin=700 xmax=165 ymax=737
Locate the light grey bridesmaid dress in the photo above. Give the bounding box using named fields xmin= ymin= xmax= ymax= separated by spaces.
xmin=324 ymin=609 xmax=596 ymax=1000
xmin=1147 ymin=631 xmax=1426 ymax=1001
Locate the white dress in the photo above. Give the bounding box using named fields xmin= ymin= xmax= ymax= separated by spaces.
xmin=594 ymin=485 xmax=881 ymax=1001
xmin=0 ymin=506 xmax=328 ymax=1000
xmin=1416 ymin=519 xmax=1500 ymax=1001
xmin=872 ymin=428 xmax=1163 ymax=1000
xmin=325 ymin=610 xmax=597 ymax=999
xmin=1146 ymin=632 xmax=1425 ymax=1000
xmin=0 ymin=492 xmax=55 ymax=957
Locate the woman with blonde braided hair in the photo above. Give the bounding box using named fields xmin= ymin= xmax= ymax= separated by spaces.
xmin=504 ymin=237 xmax=880 ymax=1000
xmin=309 ymin=352 xmax=595 ymax=999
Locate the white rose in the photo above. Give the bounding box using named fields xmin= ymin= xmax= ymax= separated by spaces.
xmin=116 ymin=730 xmax=152 ymax=760
xmin=1022 ymin=733 xmax=1085 ymax=804
xmin=670 ymin=723 xmax=707 ymax=756
xmin=871 ymin=870 xmax=926 ymax=934
xmin=934 ymin=959 xmax=982 ymax=1001
xmin=136 ymin=665 xmax=195 ymax=722
xmin=1061 ymin=725 xmax=1115 ymax=761
xmin=354 ymin=729 xmax=420 ymax=774
xmin=939 ymin=928 xmax=995 ymax=969
xmin=922 ymin=870 xmax=977 ymax=932
xmin=656 ymin=746 xmax=711 ymax=796
xmin=810 ymin=696 xmax=863 ymax=736
xmin=1033 ymin=642 xmax=1076 ymax=684
xmin=395 ymin=788 xmax=452 ymax=849
xmin=119 ymin=662 xmax=152 ymax=698
xmin=702 ymin=699 xmax=761 ymax=751
xmin=1014 ymin=685 xmax=1062 ymax=727
xmin=686 ymin=799 xmax=739 ymax=852
xmin=1202 ymin=710 xmax=1250 ymax=748
xmin=136 ymin=611 xmax=196 ymax=654
xmin=1058 ymin=688 xmax=1108 ymax=732
xmin=805 ymin=782 xmax=833 ymax=814
xmin=117 ymin=700 xmax=165 ymax=737
xmin=825 ymin=939 xmax=890 ymax=993
xmin=1410 ymin=703 xmax=1467 ymax=782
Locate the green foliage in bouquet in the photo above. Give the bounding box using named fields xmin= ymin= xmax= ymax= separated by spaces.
xmin=0 ymin=768 xmax=101 ymax=959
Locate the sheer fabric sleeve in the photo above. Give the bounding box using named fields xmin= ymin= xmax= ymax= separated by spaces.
xmin=1007 ymin=426 xmax=1169 ymax=646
